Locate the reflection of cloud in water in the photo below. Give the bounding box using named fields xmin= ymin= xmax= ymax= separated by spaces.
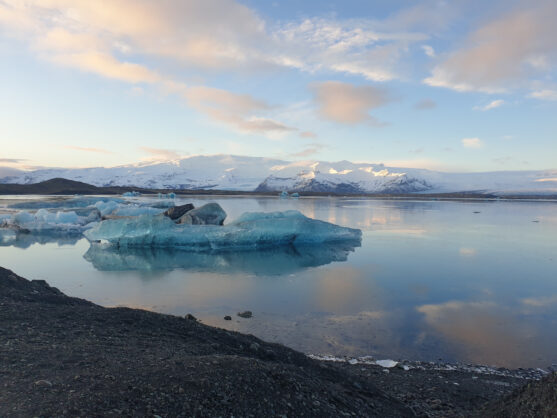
xmin=83 ymin=241 xmax=360 ymax=276
xmin=459 ymin=247 xmax=477 ymax=257
xmin=521 ymin=294 xmax=557 ymax=308
xmin=311 ymin=266 xmax=384 ymax=314
xmin=0 ymin=230 xmax=81 ymax=249
xmin=416 ymin=300 xmax=556 ymax=368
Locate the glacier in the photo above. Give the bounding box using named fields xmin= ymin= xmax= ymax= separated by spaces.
xmin=2 ymin=154 xmax=556 ymax=194
xmin=83 ymin=210 xmax=362 ymax=250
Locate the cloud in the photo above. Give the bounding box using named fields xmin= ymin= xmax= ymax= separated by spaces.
xmin=459 ymin=247 xmax=477 ymax=257
xmin=473 ymin=99 xmax=505 ymax=111
xmin=64 ymin=146 xmax=114 ymax=154
xmin=461 ymin=137 xmax=483 ymax=148
xmin=300 ymin=131 xmax=317 ymax=138
xmin=288 ymin=143 xmax=326 ymax=158
xmin=0 ymin=0 xmax=442 ymax=85
xmin=421 ymin=44 xmax=435 ymax=57
xmin=423 ymin=1 xmax=557 ymax=93
xmin=0 ymin=166 xmax=23 ymax=177
xmin=0 ymin=0 xmax=296 ymax=136
xmin=521 ymin=295 xmax=557 ymax=307
xmin=414 ymin=99 xmax=436 ymax=110
xmin=529 ymin=89 xmax=557 ymax=101
xmin=140 ymin=147 xmax=181 ymax=161
xmin=312 ymin=81 xmax=390 ymax=124
xmin=184 ymin=86 xmax=296 ymax=135
xmin=534 ymin=178 xmax=557 ymax=183
xmin=0 ymin=158 xmax=27 ymax=163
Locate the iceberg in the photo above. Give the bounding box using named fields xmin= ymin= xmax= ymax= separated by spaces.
xmin=3 ymin=208 xmax=98 ymax=233
xmin=84 ymin=210 xmax=362 ymax=250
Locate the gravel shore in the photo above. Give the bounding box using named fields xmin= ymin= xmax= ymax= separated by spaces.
xmin=1 ymin=266 xmax=555 ymax=417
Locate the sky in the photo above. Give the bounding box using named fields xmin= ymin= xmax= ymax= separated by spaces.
xmin=0 ymin=0 xmax=556 ymax=173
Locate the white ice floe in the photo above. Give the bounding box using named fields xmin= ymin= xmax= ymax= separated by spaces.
xmin=375 ymin=359 xmax=398 ymax=368
xmin=84 ymin=210 xmax=362 ymax=250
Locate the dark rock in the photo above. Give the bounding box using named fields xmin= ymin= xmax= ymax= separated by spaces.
xmin=163 ymin=204 xmax=194 ymax=221
xmin=34 ymin=380 xmax=53 ymax=387
xmin=184 ymin=313 xmax=197 ymax=321
xmin=224 ymin=316 xmax=232 ymax=321
xmin=237 ymin=311 xmax=252 ymax=319
xmin=177 ymin=203 xmax=226 ymax=225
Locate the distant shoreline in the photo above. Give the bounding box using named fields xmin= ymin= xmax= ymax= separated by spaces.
xmin=1 ymin=177 xmax=556 ymax=201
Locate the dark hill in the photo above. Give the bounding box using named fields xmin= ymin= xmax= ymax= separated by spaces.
xmin=0 ymin=178 xmax=126 ymax=195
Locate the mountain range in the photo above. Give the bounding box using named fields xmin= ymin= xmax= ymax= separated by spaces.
xmin=2 ymin=155 xmax=556 ymax=195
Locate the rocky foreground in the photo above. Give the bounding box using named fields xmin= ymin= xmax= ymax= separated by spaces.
xmin=0 ymin=266 xmax=555 ymax=417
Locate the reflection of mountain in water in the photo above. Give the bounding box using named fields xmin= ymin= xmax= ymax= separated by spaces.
xmin=0 ymin=229 xmax=81 ymax=249
xmin=83 ymin=241 xmax=361 ymax=276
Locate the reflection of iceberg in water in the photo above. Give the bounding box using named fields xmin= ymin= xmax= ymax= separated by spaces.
xmin=0 ymin=229 xmax=81 ymax=249
xmin=83 ymin=241 xmax=361 ymax=275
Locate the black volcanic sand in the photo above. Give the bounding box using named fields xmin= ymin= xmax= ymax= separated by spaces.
xmin=0 ymin=267 xmax=555 ymax=417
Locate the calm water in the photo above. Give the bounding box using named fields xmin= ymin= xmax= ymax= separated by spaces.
xmin=1 ymin=195 xmax=557 ymax=368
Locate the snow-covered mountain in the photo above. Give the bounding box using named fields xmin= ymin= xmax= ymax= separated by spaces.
xmin=1 ymin=155 xmax=556 ymax=195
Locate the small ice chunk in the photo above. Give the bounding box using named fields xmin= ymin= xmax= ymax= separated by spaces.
xmin=122 ymin=191 xmax=141 ymax=197
xmin=375 ymin=359 xmax=398 ymax=368
xmin=280 ymin=191 xmax=289 ymax=198
xmin=94 ymin=200 xmax=120 ymax=216
xmin=348 ymin=359 xmax=358 ymax=365
xmin=291 ymin=192 xmax=300 ymax=198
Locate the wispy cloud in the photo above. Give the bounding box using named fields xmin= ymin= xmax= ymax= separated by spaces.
xmin=64 ymin=146 xmax=114 ymax=154
xmin=421 ymin=44 xmax=435 ymax=57
xmin=461 ymin=137 xmax=483 ymax=148
xmin=529 ymin=89 xmax=557 ymax=101
xmin=0 ymin=0 xmax=299 ymax=136
xmin=140 ymin=147 xmax=182 ymax=161
xmin=300 ymin=131 xmax=317 ymax=138
xmin=288 ymin=143 xmax=326 ymax=158
xmin=474 ymin=99 xmax=505 ymax=111
xmin=0 ymin=158 xmax=27 ymax=163
xmin=312 ymin=81 xmax=390 ymax=124
xmin=423 ymin=1 xmax=557 ymax=94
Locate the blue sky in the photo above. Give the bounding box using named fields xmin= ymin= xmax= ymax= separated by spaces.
xmin=0 ymin=0 xmax=556 ymax=172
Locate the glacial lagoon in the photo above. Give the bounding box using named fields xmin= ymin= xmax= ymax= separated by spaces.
xmin=1 ymin=195 xmax=556 ymax=369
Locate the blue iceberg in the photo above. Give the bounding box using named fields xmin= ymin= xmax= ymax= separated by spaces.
xmin=3 ymin=208 xmax=99 ymax=233
xmin=83 ymin=210 xmax=361 ymax=250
